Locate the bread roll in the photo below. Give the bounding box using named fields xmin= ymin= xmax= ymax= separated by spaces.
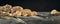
xmin=11 ymin=6 xmax=23 ymax=13
xmin=21 ymin=9 xmax=31 ymax=16
xmin=28 ymin=11 xmax=37 ymax=16
xmin=2 ymin=4 xmax=12 ymax=12
xmin=51 ymin=9 xmax=59 ymax=15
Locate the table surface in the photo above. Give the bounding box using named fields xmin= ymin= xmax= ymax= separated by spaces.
xmin=0 ymin=12 xmax=60 ymax=24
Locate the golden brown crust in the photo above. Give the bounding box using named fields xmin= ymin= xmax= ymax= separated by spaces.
xmin=13 ymin=10 xmax=21 ymax=16
xmin=21 ymin=9 xmax=32 ymax=16
xmin=51 ymin=9 xmax=60 ymax=15
xmin=28 ymin=11 xmax=37 ymax=16
xmin=0 ymin=4 xmax=37 ymax=17
xmin=11 ymin=6 xmax=23 ymax=13
xmin=0 ymin=6 xmax=4 ymax=12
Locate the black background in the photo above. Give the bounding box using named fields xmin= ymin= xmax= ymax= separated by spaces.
xmin=0 ymin=0 xmax=60 ymax=12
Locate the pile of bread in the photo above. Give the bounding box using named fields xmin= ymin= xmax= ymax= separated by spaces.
xmin=0 ymin=4 xmax=37 ymax=17
xmin=0 ymin=4 xmax=59 ymax=17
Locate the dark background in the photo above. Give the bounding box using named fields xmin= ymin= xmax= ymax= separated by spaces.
xmin=0 ymin=0 xmax=60 ymax=12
